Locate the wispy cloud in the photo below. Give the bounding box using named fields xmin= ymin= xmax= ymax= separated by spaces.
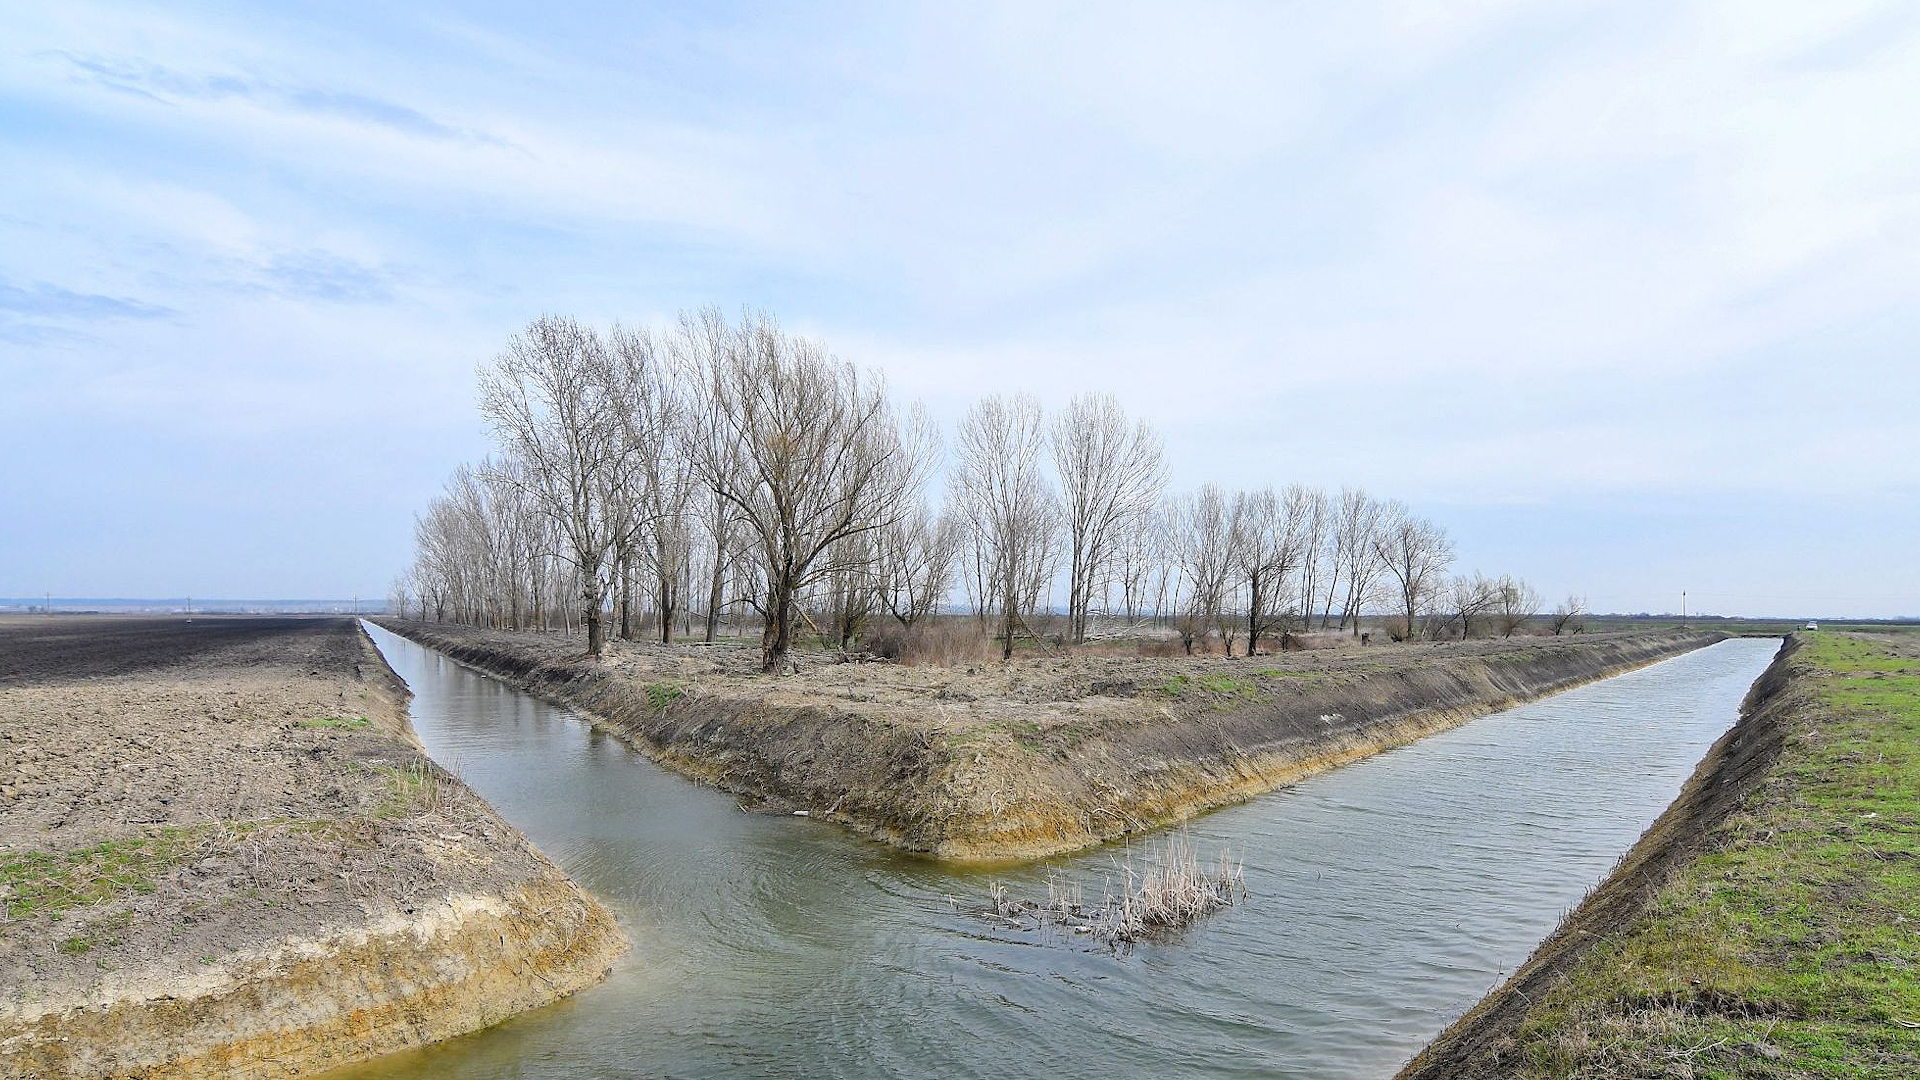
xmin=0 ymin=278 xmax=175 ymax=346
xmin=0 ymin=278 xmax=175 ymax=321
xmin=47 ymin=50 xmax=501 ymax=144
xmin=254 ymin=251 xmax=401 ymax=304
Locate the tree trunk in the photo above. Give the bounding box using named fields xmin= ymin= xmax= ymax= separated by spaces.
xmin=618 ymin=559 xmax=632 ymax=641
xmin=999 ymin=564 xmax=1018 ymax=660
xmin=1246 ymin=574 xmax=1262 ymax=656
xmin=705 ymin=555 xmax=724 ymax=643
xmin=761 ymin=578 xmax=794 ymax=674
xmin=1068 ymin=539 xmax=1087 ymax=644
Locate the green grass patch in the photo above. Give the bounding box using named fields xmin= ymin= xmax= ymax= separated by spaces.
xmin=371 ymin=761 xmax=454 ymax=820
xmin=1508 ymin=632 xmax=1920 ymax=1076
xmin=2 ymin=830 xmax=202 ymax=921
xmin=295 ymin=716 xmax=371 ymax=730
xmin=644 ymin=683 xmax=686 ymax=710
xmin=984 ymin=717 xmax=1046 ymax=749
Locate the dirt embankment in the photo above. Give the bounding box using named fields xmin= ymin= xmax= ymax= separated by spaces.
xmin=1394 ymin=634 xmax=1802 ymax=1080
xmin=0 ymin=616 xmax=626 ymax=1080
xmin=374 ymin=619 xmax=1723 ymax=861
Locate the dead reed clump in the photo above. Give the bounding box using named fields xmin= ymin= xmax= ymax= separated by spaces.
xmin=980 ymin=832 xmax=1246 ymax=944
xmin=1101 ymin=833 xmax=1245 ymax=941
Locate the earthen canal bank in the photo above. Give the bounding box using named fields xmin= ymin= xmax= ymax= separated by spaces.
xmin=0 ymin=617 xmax=626 ymax=1080
xmin=373 ymin=620 xmax=1724 ymax=861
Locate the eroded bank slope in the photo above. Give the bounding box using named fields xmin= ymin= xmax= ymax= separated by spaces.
xmin=1397 ymin=631 xmax=1920 ymax=1079
xmin=0 ymin=616 xmax=626 ymax=1080
xmin=374 ymin=620 xmax=1721 ymax=861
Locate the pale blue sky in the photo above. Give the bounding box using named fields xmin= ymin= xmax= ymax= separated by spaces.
xmin=3 ymin=1 xmax=1916 ymax=617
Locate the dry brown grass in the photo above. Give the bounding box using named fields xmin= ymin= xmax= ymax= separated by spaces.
xmin=986 ymin=832 xmax=1245 ymax=944
xmin=864 ymin=621 xmax=999 ymax=667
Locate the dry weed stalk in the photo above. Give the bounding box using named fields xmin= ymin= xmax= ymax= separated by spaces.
xmin=983 ymin=832 xmax=1245 ymax=944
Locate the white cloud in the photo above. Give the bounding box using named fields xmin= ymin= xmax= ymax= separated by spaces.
xmin=2 ymin=0 xmax=1915 ymax=610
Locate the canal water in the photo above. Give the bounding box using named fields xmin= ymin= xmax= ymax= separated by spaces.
xmin=344 ymin=626 xmax=1778 ymax=1080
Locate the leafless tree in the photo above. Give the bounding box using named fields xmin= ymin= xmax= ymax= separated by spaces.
xmin=1550 ymin=593 xmax=1586 ymax=635
xmin=478 ymin=316 xmax=638 ymax=656
xmin=1111 ymin=506 xmax=1161 ymax=624
xmin=1494 ymin=575 xmax=1541 ymax=636
xmin=955 ymin=394 xmax=1060 ymax=660
xmin=1173 ymin=485 xmax=1236 ymax=655
xmin=1290 ymin=486 xmax=1330 ymax=635
xmin=1050 ymin=394 xmax=1167 ymax=643
xmin=693 ymin=485 xmax=746 ymax=642
xmin=1448 ymin=572 xmax=1501 ymax=639
xmin=685 ymin=308 xmax=928 ymax=673
xmin=1331 ymin=488 xmax=1387 ymax=632
xmin=1372 ymin=501 xmax=1454 ymax=641
xmin=1231 ymin=487 xmax=1305 ymax=655
xmin=876 ymin=499 xmax=961 ymax=631
xmin=607 ymin=323 xmax=698 ymax=643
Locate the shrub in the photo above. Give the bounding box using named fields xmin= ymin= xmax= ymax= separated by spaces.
xmin=863 ymin=620 xmax=997 ymax=667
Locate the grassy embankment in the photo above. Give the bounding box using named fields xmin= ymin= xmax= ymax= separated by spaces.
xmin=1435 ymin=632 xmax=1920 ymax=1077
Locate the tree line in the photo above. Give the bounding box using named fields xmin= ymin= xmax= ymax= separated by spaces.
xmin=394 ymin=309 xmax=1584 ymax=673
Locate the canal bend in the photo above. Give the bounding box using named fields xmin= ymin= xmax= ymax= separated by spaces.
xmin=342 ymin=625 xmax=1778 ymax=1080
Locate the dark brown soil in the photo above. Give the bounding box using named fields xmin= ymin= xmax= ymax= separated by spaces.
xmin=0 ymin=616 xmax=624 ymax=1079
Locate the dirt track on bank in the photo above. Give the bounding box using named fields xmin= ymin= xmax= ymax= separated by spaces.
xmin=375 ymin=619 xmax=1723 ymax=861
xmin=0 ymin=616 xmax=625 ymax=1080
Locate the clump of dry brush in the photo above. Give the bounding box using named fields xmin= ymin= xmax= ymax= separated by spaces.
xmin=984 ymin=832 xmax=1245 ymax=944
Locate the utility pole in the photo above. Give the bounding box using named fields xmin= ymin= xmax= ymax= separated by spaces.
xmin=45 ymin=591 xmax=52 ymax=617
xmin=1682 ymin=590 xmax=1687 ymax=628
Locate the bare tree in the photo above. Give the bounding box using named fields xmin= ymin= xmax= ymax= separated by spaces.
xmin=607 ymin=324 xmax=698 ymax=644
xmin=1291 ymin=486 xmax=1330 ymax=635
xmin=1448 ymin=572 xmax=1500 ymax=639
xmin=686 ymin=308 xmax=928 ymax=673
xmin=876 ymin=500 xmax=961 ymax=631
xmin=1331 ymin=488 xmax=1387 ymax=632
xmin=1173 ymin=485 xmax=1236 ymax=655
xmin=955 ymin=394 xmax=1060 ymax=660
xmin=695 ymin=486 xmax=745 ymax=642
xmin=1111 ymin=505 xmax=1165 ymax=625
xmin=1550 ymin=593 xmax=1586 ymax=635
xmin=1372 ymin=502 xmax=1454 ymax=641
xmin=479 ymin=316 xmax=636 ymax=657
xmin=1494 ymin=575 xmax=1540 ymax=636
xmin=1050 ymin=394 xmax=1167 ymax=643
xmin=1231 ymin=487 xmax=1305 ymax=655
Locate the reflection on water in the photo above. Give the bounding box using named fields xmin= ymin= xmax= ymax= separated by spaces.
xmin=341 ymin=626 xmax=1777 ymax=1080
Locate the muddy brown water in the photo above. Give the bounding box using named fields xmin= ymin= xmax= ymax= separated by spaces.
xmin=343 ymin=626 xmax=1778 ymax=1080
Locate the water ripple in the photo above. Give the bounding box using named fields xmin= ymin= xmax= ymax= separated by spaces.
xmin=339 ymin=627 xmax=1778 ymax=1080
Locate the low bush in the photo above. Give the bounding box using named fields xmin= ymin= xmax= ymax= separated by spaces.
xmin=863 ymin=621 xmax=997 ymax=667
